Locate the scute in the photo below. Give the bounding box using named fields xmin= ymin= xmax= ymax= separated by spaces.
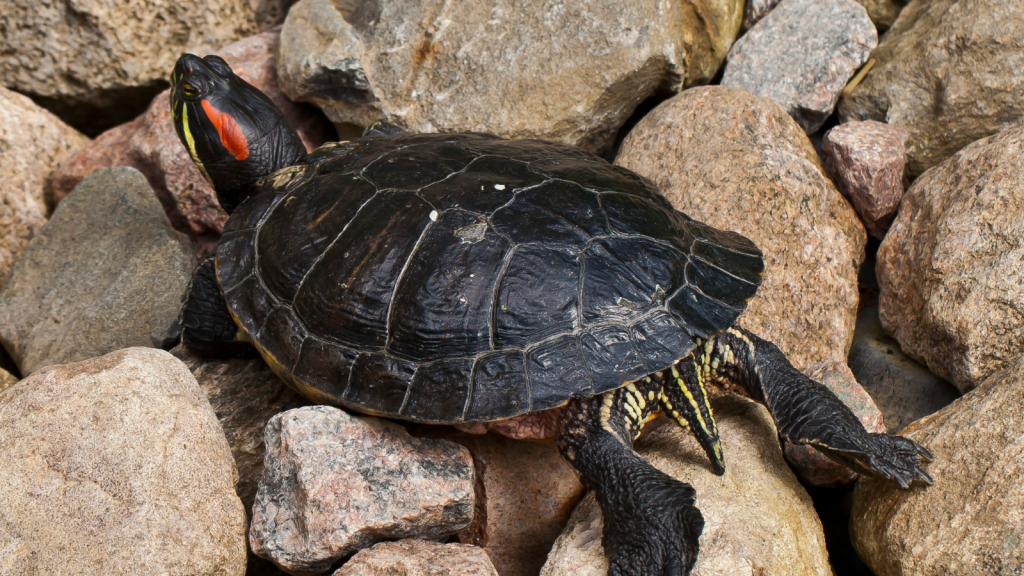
xmin=222 ymin=133 xmax=765 ymax=424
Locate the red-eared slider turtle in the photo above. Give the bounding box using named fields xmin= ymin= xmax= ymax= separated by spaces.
xmin=171 ymin=54 xmax=932 ymax=576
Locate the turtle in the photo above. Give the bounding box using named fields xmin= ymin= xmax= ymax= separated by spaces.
xmin=170 ymin=53 xmax=933 ymax=575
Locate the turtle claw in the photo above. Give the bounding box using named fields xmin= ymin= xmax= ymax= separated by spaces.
xmin=848 ymin=433 xmax=933 ymax=488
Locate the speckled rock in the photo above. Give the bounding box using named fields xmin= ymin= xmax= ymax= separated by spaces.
xmin=0 ymin=347 xmax=247 ymax=575
xmin=616 ymin=86 xmax=866 ymax=373
xmin=848 ymin=306 xmax=960 ymax=433
xmin=742 ymin=0 xmax=782 ymax=30
xmin=877 ymin=125 xmax=1024 ymax=392
xmin=0 ymin=168 xmax=196 ymax=375
xmin=453 ymin=407 xmax=564 ymax=440
xmin=823 ymin=120 xmax=908 ymax=238
xmin=0 ymin=87 xmax=89 ymax=288
xmin=541 ymin=395 xmax=831 ymax=576
xmin=333 ymin=540 xmax=498 ymax=576
xmin=48 ymin=30 xmax=332 ymax=255
xmin=442 ymin=433 xmax=584 ymax=576
xmin=784 ymin=359 xmax=885 ymax=487
xmin=722 ymin=0 xmax=877 ymax=134
xmin=278 ymin=0 xmax=743 ymax=154
xmin=851 ymin=357 xmax=1024 ymax=575
xmin=250 ymin=406 xmax=475 ymax=575
xmin=839 ymin=0 xmax=1024 ymax=178
xmin=0 ymin=0 xmax=290 ymax=135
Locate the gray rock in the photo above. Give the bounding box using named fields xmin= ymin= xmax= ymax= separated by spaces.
xmin=839 ymin=0 xmax=1024 ymax=178
xmin=278 ymin=0 xmax=744 ymax=154
xmin=616 ymin=86 xmax=866 ymax=373
xmin=848 ymin=307 xmax=960 ymax=433
xmin=877 ymin=125 xmax=1024 ymax=392
xmin=541 ymin=396 xmax=832 ymax=576
xmin=0 ymin=167 xmax=196 ymax=375
xmin=823 ymin=120 xmax=908 ymax=239
xmin=851 ymin=356 xmax=1024 ymax=575
xmin=0 ymin=0 xmax=289 ymax=134
xmin=0 ymin=347 xmax=247 ymax=575
xmin=0 ymin=87 xmax=89 ymax=288
xmin=250 ymin=406 xmax=475 ymax=575
xmin=743 ymin=0 xmax=782 ymax=30
xmin=723 ymin=0 xmax=877 ymax=134
xmin=333 ymin=540 xmax=498 ymax=576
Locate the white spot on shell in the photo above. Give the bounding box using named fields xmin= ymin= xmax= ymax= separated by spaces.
xmin=429 ymin=210 xmax=439 ymax=221
xmin=494 ymin=184 xmax=506 ymax=190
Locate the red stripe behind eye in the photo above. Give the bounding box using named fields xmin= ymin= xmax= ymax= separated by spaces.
xmin=201 ymin=99 xmax=250 ymax=161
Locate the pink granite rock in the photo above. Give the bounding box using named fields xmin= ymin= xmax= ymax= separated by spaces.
xmin=48 ymin=30 xmax=332 ymax=255
xmin=249 ymin=406 xmax=475 ymax=575
xmin=333 ymin=540 xmax=498 ymax=576
xmin=453 ymin=407 xmax=565 ymax=440
xmin=824 ymin=121 xmax=908 ymax=238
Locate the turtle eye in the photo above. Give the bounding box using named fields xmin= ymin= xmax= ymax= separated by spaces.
xmin=181 ymin=83 xmax=197 ymax=98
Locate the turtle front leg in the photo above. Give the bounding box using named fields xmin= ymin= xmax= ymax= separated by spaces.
xmin=179 ymin=257 xmax=256 ymax=357
xmin=559 ymin=375 xmax=703 ymax=576
xmin=698 ymin=327 xmax=933 ymax=488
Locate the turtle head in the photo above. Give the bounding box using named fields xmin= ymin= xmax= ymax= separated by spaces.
xmin=170 ymin=54 xmax=306 ymax=213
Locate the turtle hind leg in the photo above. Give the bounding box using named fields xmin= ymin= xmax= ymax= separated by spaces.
xmin=558 ymin=375 xmax=703 ymax=576
xmin=180 ymin=257 xmax=256 ymax=358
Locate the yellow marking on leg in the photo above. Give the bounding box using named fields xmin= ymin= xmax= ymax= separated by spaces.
xmin=673 ymin=361 xmax=714 ymax=437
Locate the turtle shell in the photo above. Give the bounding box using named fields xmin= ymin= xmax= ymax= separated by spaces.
xmin=216 ymin=133 xmax=764 ymax=423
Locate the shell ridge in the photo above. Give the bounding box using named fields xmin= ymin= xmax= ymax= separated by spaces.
xmin=383 ymin=217 xmax=438 ymax=353
xmin=488 ymin=244 xmax=520 ymax=351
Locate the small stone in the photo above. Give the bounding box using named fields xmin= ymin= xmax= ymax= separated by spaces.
xmin=541 ymin=396 xmax=832 ymax=575
xmin=877 ymin=125 xmax=1024 ymax=392
xmin=0 ymin=347 xmax=247 ymax=575
xmin=855 ymin=0 xmax=905 ymax=29
xmin=0 ymin=0 xmax=289 ymax=135
xmin=722 ymin=0 xmax=877 ymax=134
xmin=0 ymin=87 xmax=89 ymax=288
xmin=444 ymin=433 xmax=584 ymax=576
xmin=333 ymin=540 xmax=499 ymax=576
xmin=783 ymin=359 xmax=885 ymax=487
xmin=839 ymin=0 xmax=1024 ymax=178
xmin=0 ymin=366 xmax=17 ymax=393
xmin=48 ymin=30 xmax=332 ymax=255
xmin=0 ymin=167 xmax=196 ymax=375
xmin=851 ymin=356 xmax=1024 ymax=575
xmin=250 ymin=406 xmax=475 ymax=575
xmin=278 ymin=0 xmax=743 ymax=154
xmin=847 ymin=306 xmax=960 ymax=433
xmin=823 ymin=120 xmax=908 ymax=239
xmin=616 ymin=86 xmax=866 ymax=373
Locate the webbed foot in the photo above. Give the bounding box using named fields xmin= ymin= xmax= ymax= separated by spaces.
xmin=817 ymin=432 xmax=934 ymax=489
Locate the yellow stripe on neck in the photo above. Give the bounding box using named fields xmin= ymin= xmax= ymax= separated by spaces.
xmin=182 ymin=104 xmax=214 ymax=186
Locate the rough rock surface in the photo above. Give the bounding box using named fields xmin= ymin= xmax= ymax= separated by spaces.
xmin=278 ymin=0 xmax=743 ymax=154
xmin=856 ymin=0 xmax=905 ymax=29
xmin=250 ymin=406 xmax=475 ymax=575
xmin=848 ymin=307 xmax=960 ymax=433
xmin=616 ymin=86 xmax=866 ymax=373
xmin=722 ymin=0 xmax=877 ymax=134
xmin=442 ymin=433 xmax=584 ymax=576
xmin=333 ymin=540 xmax=498 ymax=576
xmin=877 ymin=125 xmax=1024 ymax=392
xmin=743 ymin=0 xmax=782 ymax=30
xmin=48 ymin=30 xmax=332 ymax=255
xmin=0 ymin=87 xmax=89 ymax=288
xmin=0 ymin=168 xmax=196 ymax=375
xmin=541 ymin=395 xmax=831 ymax=576
xmin=453 ymin=407 xmax=564 ymax=440
xmin=0 ymin=0 xmax=290 ymax=135
xmin=851 ymin=357 xmax=1024 ymax=575
xmin=784 ymin=359 xmax=885 ymax=487
xmin=823 ymin=120 xmax=908 ymax=238
xmin=839 ymin=0 xmax=1024 ymax=178
xmin=0 ymin=347 xmax=247 ymax=575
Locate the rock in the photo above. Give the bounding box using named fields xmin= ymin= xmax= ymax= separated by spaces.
xmin=848 ymin=306 xmax=960 ymax=433
xmin=0 ymin=168 xmax=196 ymax=375
xmin=452 ymin=407 xmax=564 ymax=440
xmin=851 ymin=357 xmax=1024 ymax=575
xmin=876 ymin=125 xmax=1024 ymax=392
xmin=616 ymin=86 xmax=866 ymax=373
xmin=855 ymin=0 xmax=905 ymax=29
xmin=333 ymin=540 xmax=498 ymax=576
xmin=743 ymin=0 xmax=782 ymax=30
xmin=444 ymin=433 xmax=584 ymax=576
xmin=0 ymin=0 xmax=290 ymax=135
xmin=0 ymin=347 xmax=247 ymax=575
xmin=839 ymin=0 xmax=1024 ymax=178
xmin=250 ymin=406 xmax=475 ymax=575
xmin=278 ymin=0 xmax=743 ymax=154
xmin=784 ymin=360 xmax=885 ymax=487
xmin=0 ymin=366 xmax=16 ymax=393
xmin=0 ymin=87 xmax=89 ymax=288
xmin=541 ymin=395 xmax=831 ymax=575
xmin=722 ymin=0 xmax=877 ymax=134
xmin=823 ymin=120 xmax=908 ymax=238
xmin=48 ymin=30 xmax=333 ymax=255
